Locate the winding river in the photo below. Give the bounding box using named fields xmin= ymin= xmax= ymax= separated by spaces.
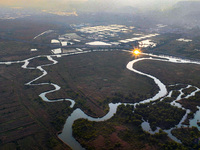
xmin=1 ymin=50 xmax=200 ymax=150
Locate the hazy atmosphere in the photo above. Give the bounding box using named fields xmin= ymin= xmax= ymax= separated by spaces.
xmin=1 ymin=0 xmax=200 ymax=150
xmin=0 ymin=0 xmax=195 ymax=11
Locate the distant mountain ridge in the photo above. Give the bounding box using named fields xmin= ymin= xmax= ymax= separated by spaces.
xmin=154 ymin=1 xmax=200 ymax=27
xmin=175 ymin=1 xmax=200 ymax=10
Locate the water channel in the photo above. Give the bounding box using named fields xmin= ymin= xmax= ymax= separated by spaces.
xmin=1 ymin=50 xmax=200 ymax=150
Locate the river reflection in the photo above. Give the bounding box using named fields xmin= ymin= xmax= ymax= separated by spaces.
xmin=1 ymin=50 xmax=200 ymax=149
xmin=58 ymin=52 xmax=200 ymax=149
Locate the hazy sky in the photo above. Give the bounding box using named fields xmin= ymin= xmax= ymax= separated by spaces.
xmin=0 ymin=0 xmax=86 ymax=10
xmin=0 ymin=0 xmax=198 ymax=11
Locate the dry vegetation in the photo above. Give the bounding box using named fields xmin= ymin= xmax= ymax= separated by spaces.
xmin=72 ymin=56 xmax=200 ymax=150
xmin=0 ymin=50 xmax=158 ymax=149
xmin=39 ymin=51 xmax=158 ymax=117
xmin=0 ymin=63 xmax=72 ymax=150
xmin=134 ymin=59 xmax=200 ymax=87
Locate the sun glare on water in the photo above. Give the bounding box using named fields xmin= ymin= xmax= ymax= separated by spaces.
xmin=131 ymin=48 xmax=142 ymax=58
xmin=133 ymin=49 xmax=141 ymax=55
xmin=132 ymin=48 xmax=141 ymax=55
